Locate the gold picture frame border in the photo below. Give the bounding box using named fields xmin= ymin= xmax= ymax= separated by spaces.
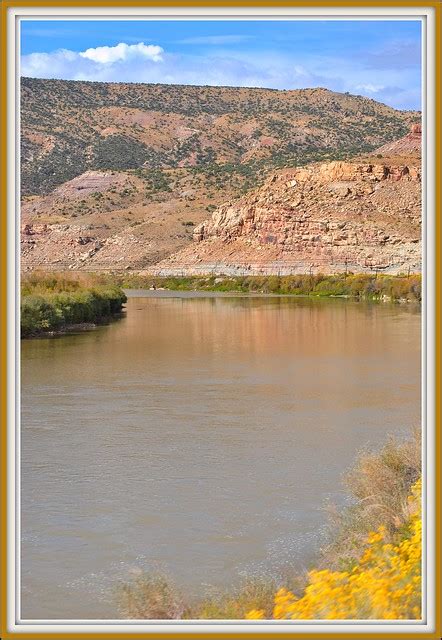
xmin=0 ymin=1 xmax=440 ymax=638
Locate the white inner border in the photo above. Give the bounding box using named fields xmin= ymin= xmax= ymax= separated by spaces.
xmin=7 ymin=4 xmax=436 ymax=636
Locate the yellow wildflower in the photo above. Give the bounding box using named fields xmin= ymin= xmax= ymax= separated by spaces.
xmin=245 ymin=608 xmax=265 ymax=620
xmin=246 ymin=477 xmax=422 ymax=621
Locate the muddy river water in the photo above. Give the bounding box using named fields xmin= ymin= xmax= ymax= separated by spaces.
xmin=21 ymin=292 xmax=421 ymax=619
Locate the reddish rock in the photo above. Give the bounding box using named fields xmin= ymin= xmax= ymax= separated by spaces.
xmin=374 ymin=123 xmax=421 ymax=157
xmin=157 ymin=157 xmax=421 ymax=276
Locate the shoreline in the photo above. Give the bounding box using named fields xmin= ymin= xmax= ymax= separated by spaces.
xmin=109 ymin=273 xmax=421 ymax=304
xmin=123 ymin=288 xmax=419 ymax=304
xmin=118 ymin=431 xmax=421 ymax=620
xmin=21 ymin=315 xmax=125 ymax=339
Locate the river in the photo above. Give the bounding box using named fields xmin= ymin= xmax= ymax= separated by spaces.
xmin=21 ymin=292 xmax=421 ymax=619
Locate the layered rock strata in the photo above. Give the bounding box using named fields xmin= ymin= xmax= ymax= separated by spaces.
xmin=154 ymin=159 xmax=421 ymax=275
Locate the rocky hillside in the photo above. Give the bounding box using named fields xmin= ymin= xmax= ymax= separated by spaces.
xmin=20 ymin=164 xmax=259 ymax=270
xmin=21 ymin=78 xmax=418 ymax=196
xmin=155 ymin=127 xmax=421 ymax=276
xmin=20 ymin=79 xmax=421 ymax=274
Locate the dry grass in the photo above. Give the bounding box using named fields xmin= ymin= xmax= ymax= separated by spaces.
xmin=21 ymin=270 xmax=110 ymax=293
xmin=117 ymin=576 xmax=294 ymax=620
xmin=320 ymin=428 xmax=421 ymax=571
xmin=118 ymin=574 xmax=185 ymax=620
xmin=187 ymin=578 xmax=282 ymax=620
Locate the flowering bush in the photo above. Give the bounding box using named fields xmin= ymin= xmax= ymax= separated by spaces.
xmin=246 ymin=478 xmax=421 ymax=621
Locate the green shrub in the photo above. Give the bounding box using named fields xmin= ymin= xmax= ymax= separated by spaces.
xmin=108 ymin=273 xmax=422 ymax=302
xmin=313 ymin=276 xmax=349 ymax=297
xmin=20 ymin=274 xmax=126 ymax=337
xmin=21 ymin=295 xmax=62 ymax=337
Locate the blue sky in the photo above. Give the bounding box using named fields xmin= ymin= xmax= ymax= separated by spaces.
xmin=20 ymin=20 xmax=422 ymax=110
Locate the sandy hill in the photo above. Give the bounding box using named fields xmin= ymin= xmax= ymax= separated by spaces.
xmin=374 ymin=123 xmax=422 ymax=158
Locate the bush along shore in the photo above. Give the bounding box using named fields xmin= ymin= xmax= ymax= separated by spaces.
xmin=118 ymin=431 xmax=421 ymax=620
xmin=106 ymin=273 xmax=421 ymax=303
xmin=21 ymin=273 xmax=127 ymax=338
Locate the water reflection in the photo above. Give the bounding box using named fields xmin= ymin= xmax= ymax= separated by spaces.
xmin=21 ymin=294 xmax=421 ymax=619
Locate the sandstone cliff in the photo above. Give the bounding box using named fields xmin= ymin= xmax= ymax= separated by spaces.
xmin=154 ymin=150 xmax=421 ymax=276
xmin=21 ymin=119 xmax=422 ymax=275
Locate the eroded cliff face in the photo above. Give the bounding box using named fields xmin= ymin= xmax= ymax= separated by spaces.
xmin=155 ymin=158 xmax=421 ymax=275
xmin=374 ymin=123 xmax=421 ymax=157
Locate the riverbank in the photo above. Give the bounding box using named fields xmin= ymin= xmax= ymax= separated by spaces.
xmin=118 ymin=431 xmax=421 ymax=620
xmin=102 ymin=272 xmax=421 ymax=303
xmin=21 ymin=272 xmax=127 ymax=338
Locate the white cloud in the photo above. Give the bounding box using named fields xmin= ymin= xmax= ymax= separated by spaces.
xmin=79 ymin=42 xmax=163 ymax=64
xmin=22 ymin=49 xmax=78 ymax=78
xmin=355 ymin=83 xmax=385 ymax=94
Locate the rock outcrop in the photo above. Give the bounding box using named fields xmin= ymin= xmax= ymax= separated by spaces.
xmin=154 ymin=156 xmax=421 ymax=275
xmin=374 ymin=123 xmax=421 ymax=157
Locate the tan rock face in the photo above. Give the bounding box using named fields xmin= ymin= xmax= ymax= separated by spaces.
xmin=156 ymin=158 xmax=421 ymax=275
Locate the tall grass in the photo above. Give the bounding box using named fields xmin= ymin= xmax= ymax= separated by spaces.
xmin=320 ymin=429 xmax=421 ymax=571
xmin=116 ymin=430 xmax=421 ymax=620
xmin=106 ymin=273 xmax=422 ymax=302
xmin=21 ymin=272 xmax=126 ymax=337
xmin=118 ymin=575 xmax=185 ymax=620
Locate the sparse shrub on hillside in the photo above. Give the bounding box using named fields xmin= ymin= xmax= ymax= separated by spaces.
xmin=93 ymin=135 xmax=151 ymax=170
xmin=144 ymin=169 xmax=172 ymax=193
xmin=21 ymin=139 xmax=87 ymax=196
xmin=21 ymin=77 xmax=417 ymax=195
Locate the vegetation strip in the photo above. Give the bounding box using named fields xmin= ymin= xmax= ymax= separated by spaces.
xmin=20 ymin=271 xmax=421 ymax=338
xmin=107 ymin=273 xmax=421 ymax=302
xmin=21 ymin=273 xmax=126 ymax=337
